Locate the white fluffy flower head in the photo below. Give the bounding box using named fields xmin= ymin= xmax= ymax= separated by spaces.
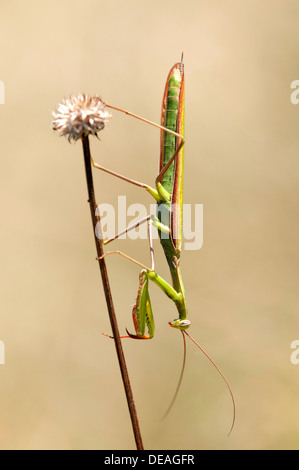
xmin=52 ymin=94 xmax=111 ymax=142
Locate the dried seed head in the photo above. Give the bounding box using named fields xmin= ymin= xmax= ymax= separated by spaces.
xmin=52 ymin=94 xmax=111 ymax=142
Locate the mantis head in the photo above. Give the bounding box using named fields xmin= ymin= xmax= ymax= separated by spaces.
xmin=168 ymin=319 xmax=191 ymax=330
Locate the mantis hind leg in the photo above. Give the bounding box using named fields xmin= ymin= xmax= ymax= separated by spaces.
xmin=98 ymin=214 xmax=170 ymax=271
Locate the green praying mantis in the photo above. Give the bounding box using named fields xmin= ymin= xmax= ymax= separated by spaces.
xmin=92 ymin=56 xmax=235 ymax=434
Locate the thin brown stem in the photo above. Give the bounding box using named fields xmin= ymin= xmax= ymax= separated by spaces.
xmin=81 ymin=135 xmax=144 ymax=450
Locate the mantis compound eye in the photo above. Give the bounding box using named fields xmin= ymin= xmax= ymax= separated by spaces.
xmin=168 ymin=319 xmax=191 ymax=330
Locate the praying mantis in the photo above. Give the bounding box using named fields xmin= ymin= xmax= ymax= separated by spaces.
xmin=92 ymin=56 xmax=235 ymax=434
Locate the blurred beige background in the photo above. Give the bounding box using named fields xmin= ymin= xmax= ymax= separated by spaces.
xmin=0 ymin=0 xmax=298 ymax=450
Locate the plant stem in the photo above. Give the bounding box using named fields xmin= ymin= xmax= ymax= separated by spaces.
xmin=81 ymin=135 xmax=144 ymax=450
